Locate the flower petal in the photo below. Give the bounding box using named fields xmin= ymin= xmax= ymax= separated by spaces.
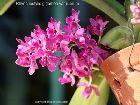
xmin=82 ymin=86 xmax=92 ymax=99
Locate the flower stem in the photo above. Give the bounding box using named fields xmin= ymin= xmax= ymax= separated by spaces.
xmin=128 ymin=0 xmax=137 ymax=70
xmin=88 ymin=76 xmax=92 ymax=86
xmin=98 ymin=36 xmax=101 ymax=45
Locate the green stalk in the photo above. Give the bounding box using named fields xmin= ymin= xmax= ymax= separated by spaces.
xmin=0 ymin=0 xmax=15 ymax=15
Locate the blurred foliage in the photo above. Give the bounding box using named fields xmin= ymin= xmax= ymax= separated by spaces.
xmin=84 ymin=0 xmax=127 ymax=25
xmin=0 ymin=0 xmax=15 ymax=15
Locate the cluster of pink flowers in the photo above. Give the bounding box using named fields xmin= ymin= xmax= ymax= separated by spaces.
xmin=130 ymin=2 xmax=140 ymax=24
xmin=15 ymin=9 xmax=109 ymax=99
xmin=87 ymin=15 xmax=109 ymax=36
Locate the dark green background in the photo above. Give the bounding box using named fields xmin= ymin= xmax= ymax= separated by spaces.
xmin=0 ymin=0 xmax=124 ymax=105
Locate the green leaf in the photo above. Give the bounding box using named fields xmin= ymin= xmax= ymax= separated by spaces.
xmin=134 ymin=24 xmax=140 ymax=43
xmin=104 ymin=0 xmax=125 ymax=17
xmin=69 ymin=71 xmax=109 ymax=105
xmin=100 ymin=26 xmax=132 ymax=50
xmin=83 ymin=0 xmax=127 ymax=25
xmin=0 ymin=0 xmax=15 ymax=15
xmin=124 ymin=0 xmax=131 ymax=20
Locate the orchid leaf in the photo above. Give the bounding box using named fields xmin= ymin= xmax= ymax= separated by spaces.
xmin=0 ymin=0 xmax=15 ymax=15
xmin=134 ymin=24 xmax=140 ymax=43
xmin=104 ymin=0 xmax=125 ymax=17
xmin=69 ymin=71 xmax=109 ymax=105
xmin=100 ymin=26 xmax=132 ymax=50
xmin=124 ymin=0 xmax=131 ymax=20
xmin=83 ymin=0 xmax=127 ymax=25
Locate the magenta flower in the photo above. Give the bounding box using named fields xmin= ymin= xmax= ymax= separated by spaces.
xmin=15 ymin=35 xmax=41 ymax=75
xmin=77 ymin=82 xmax=100 ymax=99
xmin=72 ymin=8 xmax=80 ymax=22
xmin=15 ymin=9 xmax=109 ymax=99
xmin=58 ymin=51 xmax=77 ymax=86
xmin=59 ymin=56 xmax=73 ymax=73
xmin=61 ymin=8 xmax=86 ymax=55
xmin=47 ymin=17 xmax=62 ymax=38
xmin=59 ymin=50 xmax=92 ymax=85
xmin=28 ymin=59 xmax=38 ymax=75
xmin=39 ymin=55 xmax=60 ymax=72
xmin=64 ymin=9 xmax=80 ymax=34
xmin=87 ymin=15 xmax=109 ymax=36
xmin=60 ymin=40 xmax=70 ymax=55
xmin=71 ymin=50 xmax=92 ymax=78
xmin=130 ymin=2 xmax=140 ymax=24
xmin=59 ymin=55 xmax=75 ymax=86
xmin=59 ymin=74 xmax=75 ymax=86
xmin=94 ymin=47 xmax=109 ymax=61
xmin=16 ymin=23 xmax=61 ymax=74
xmin=46 ymin=18 xmax=63 ymax=52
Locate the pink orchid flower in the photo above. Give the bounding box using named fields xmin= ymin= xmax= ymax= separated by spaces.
xmin=130 ymin=2 xmax=140 ymax=24
xmin=16 ymin=9 xmax=109 ymax=99
xmin=77 ymin=82 xmax=100 ymax=99
xmin=87 ymin=15 xmax=109 ymax=36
